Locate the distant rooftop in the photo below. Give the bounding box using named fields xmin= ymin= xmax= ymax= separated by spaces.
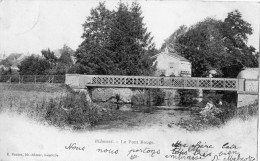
xmin=153 ymin=46 xmax=189 ymax=62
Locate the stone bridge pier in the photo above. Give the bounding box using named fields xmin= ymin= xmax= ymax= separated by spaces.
xmin=236 ymin=69 xmax=259 ymax=108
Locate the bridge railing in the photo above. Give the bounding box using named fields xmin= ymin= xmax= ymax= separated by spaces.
xmin=69 ymin=75 xmax=240 ymax=91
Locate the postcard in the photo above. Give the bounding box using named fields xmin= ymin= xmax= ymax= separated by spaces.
xmin=0 ymin=0 xmax=259 ymax=161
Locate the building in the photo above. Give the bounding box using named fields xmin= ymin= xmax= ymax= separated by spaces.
xmin=153 ymin=47 xmax=191 ymax=77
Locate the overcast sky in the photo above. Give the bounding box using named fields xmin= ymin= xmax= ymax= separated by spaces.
xmin=0 ymin=0 xmax=259 ymax=55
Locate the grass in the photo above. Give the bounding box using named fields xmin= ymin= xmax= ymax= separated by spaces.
xmin=0 ymin=83 xmax=68 ymax=120
xmin=175 ymin=101 xmax=258 ymax=131
xmin=0 ymin=83 xmax=139 ymax=130
xmin=1 ymin=83 xmax=258 ymax=131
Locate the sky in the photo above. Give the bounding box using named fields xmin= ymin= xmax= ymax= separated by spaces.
xmin=0 ymin=0 xmax=259 ymax=56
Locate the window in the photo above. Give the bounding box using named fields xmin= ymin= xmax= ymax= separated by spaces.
xmin=169 ymin=62 xmax=174 ymax=69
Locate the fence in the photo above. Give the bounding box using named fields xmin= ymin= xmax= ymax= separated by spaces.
xmin=0 ymin=75 xmax=65 ymax=84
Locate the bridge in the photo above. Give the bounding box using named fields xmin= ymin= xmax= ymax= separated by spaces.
xmin=65 ymin=74 xmax=258 ymax=93
xmin=65 ymin=74 xmax=259 ymax=108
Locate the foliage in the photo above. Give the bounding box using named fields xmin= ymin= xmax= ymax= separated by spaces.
xmin=67 ymin=63 xmax=86 ymax=74
xmin=74 ymin=2 xmax=157 ymax=75
xmin=220 ymin=10 xmax=258 ymax=68
xmin=161 ymin=25 xmax=187 ymax=50
xmin=199 ymin=92 xmax=236 ymax=122
xmin=59 ymin=45 xmax=74 ymax=65
xmin=19 ymin=45 xmax=75 ymax=75
xmin=41 ymin=48 xmax=58 ymax=67
xmin=0 ymin=66 xmax=12 ymax=75
xmin=177 ymin=89 xmax=199 ymax=106
xmin=44 ymin=92 xmax=100 ymax=127
xmin=131 ymin=92 xmax=147 ymax=106
xmin=75 ymin=2 xmax=114 ymax=75
xmin=49 ymin=45 xmax=74 ymax=75
xmin=175 ymin=18 xmax=228 ymax=77
xmin=172 ymin=10 xmax=258 ymax=77
xmin=199 ymin=92 xmax=223 ymax=106
xmin=18 ymin=55 xmax=51 ymax=75
xmin=150 ymin=89 xmax=166 ymax=106
xmin=0 ymin=58 xmax=12 ymax=67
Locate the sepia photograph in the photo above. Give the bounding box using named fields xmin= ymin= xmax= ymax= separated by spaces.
xmin=0 ymin=0 xmax=259 ymax=161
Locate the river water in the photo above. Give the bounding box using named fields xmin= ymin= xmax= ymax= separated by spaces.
xmin=95 ymin=106 xmax=191 ymax=130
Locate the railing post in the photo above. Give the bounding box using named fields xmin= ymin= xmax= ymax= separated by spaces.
xmin=34 ymin=75 xmax=36 ymax=84
xmin=183 ymin=77 xmax=186 ymax=89
xmin=238 ymin=79 xmax=245 ymax=92
xmin=223 ymin=78 xmax=226 ymax=90
xmin=197 ymin=78 xmax=199 ymax=88
xmin=210 ymin=78 xmax=212 ymax=90
xmin=19 ymin=75 xmax=20 ymax=84
xmin=112 ymin=76 xmax=115 ymax=85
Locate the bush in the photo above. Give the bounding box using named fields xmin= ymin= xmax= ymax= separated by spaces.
xmin=200 ymin=92 xmax=223 ymax=108
xmin=44 ymin=92 xmax=100 ymax=127
xmin=150 ymin=89 xmax=165 ymax=106
xmin=177 ymin=89 xmax=199 ymax=106
xmin=199 ymin=92 xmax=236 ymax=123
xmin=131 ymin=92 xmax=146 ymax=106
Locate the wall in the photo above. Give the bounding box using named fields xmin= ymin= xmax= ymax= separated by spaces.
xmin=87 ymin=87 xmax=180 ymax=107
xmin=180 ymin=61 xmax=192 ymax=77
xmin=237 ymin=93 xmax=258 ymax=108
xmin=155 ymin=53 xmax=191 ymax=77
xmin=65 ymin=74 xmax=80 ymax=88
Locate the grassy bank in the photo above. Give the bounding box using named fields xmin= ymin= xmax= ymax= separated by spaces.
xmin=0 ymin=83 xmax=138 ymax=129
xmin=0 ymin=83 xmax=258 ymax=131
xmin=0 ymin=83 xmax=69 ymax=120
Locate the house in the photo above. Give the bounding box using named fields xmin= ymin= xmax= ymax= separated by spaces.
xmin=153 ymin=47 xmax=191 ymax=77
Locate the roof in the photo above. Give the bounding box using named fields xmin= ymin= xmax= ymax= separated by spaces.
xmin=153 ymin=46 xmax=190 ymax=62
xmin=237 ymin=68 xmax=259 ymax=79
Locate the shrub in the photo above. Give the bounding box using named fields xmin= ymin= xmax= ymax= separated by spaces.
xmin=199 ymin=92 xmax=236 ymax=123
xmin=150 ymin=89 xmax=165 ymax=106
xmin=44 ymin=92 xmax=100 ymax=127
xmin=131 ymin=93 xmax=146 ymax=106
xmin=177 ymin=89 xmax=199 ymax=106
xmin=200 ymin=92 xmax=223 ymax=108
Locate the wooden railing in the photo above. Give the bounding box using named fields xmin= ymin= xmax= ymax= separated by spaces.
xmin=66 ymin=74 xmax=247 ymax=91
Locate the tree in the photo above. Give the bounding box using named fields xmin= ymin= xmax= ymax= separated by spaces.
xmin=175 ymin=18 xmax=227 ymax=77
xmin=53 ymin=44 xmax=75 ymax=74
xmin=161 ymin=25 xmax=187 ymax=50
xmin=18 ymin=55 xmax=51 ymax=75
xmin=74 ymin=2 xmax=157 ymax=75
xmin=107 ymin=2 xmax=156 ymax=75
xmin=75 ymin=2 xmax=115 ymax=75
xmin=174 ymin=10 xmax=258 ymax=77
xmin=41 ymin=48 xmax=58 ymax=67
xmin=220 ymin=10 xmax=258 ymax=68
xmin=59 ymin=44 xmax=74 ymax=66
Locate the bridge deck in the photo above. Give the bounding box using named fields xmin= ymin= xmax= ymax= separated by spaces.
xmin=65 ymin=74 xmax=257 ymax=93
